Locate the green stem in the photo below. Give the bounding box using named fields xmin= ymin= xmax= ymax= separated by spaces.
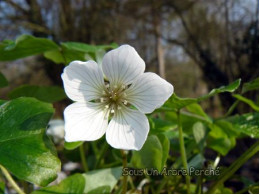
xmin=207 ymin=140 xmax=259 ymax=193
xmin=177 ymin=110 xmax=191 ymax=193
xmin=223 ymin=100 xmax=239 ymax=118
xmin=0 ymin=164 xmax=25 ymax=194
xmin=121 ymin=150 xmax=128 ymax=193
xmin=94 ymin=143 xmax=109 ymax=169
xmin=156 ymin=176 xmax=168 ymax=193
xmin=79 ymin=144 xmax=88 ymax=172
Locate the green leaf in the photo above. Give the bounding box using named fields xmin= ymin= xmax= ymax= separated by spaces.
xmin=242 ymin=78 xmax=259 ymax=94
xmin=149 ymin=117 xmax=177 ymax=134
xmin=167 ymin=79 xmax=241 ymax=110
xmin=131 ymin=134 xmax=169 ymax=171
xmin=226 ymin=112 xmax=259 ymax=138
xmin=64 ymin=141 xmax=83 ymax=150
xmin=44 ymin=49 xmax=65 ymax=64
xmin=167 ymin=94 xmax=197 ymax=110
xmin=60 ymin=44 xmax=87 ymax=64
xmin=0 ymin=97 xmax=61 ymax=186
xmin=33 ymin=167 xmax=122 ymax=194
xmin=157 ymin=134 xmax=170 ymax=169
xmin=62 ymin=42 xmax=117 ymax=53
xmin=83 ymin=167 xmax=122 ymax=193
xmin=0 ymin=100 xmax=6 ymax=106
xmin=193 ymin=122 xmax=207 ymax=152
xmin=199 ymin=79 xmax=241 ymax=101
xmin=8 ymin=85 xmax=66 ymax=103
xmin=62 ymin=42 xmax=100 ymax=53
xmin=207 ymin=122 xmax=237 ymax=156
xmin=233 ymin=94 xmax=259 ymax=111
xmin=34 ymin=174 xmax=85 ymax=194
xmin=188 ymin=153 xmax=205 ymax=169
xmin=186 ymin=103 xmax=212 ymax=123
xmin=0 ymin=72 xmax=8 ymax=88
xmin=249 ymin=184 xmax=259 ymax=194
xmin=0 ymin=35 xmax=59 ymax=61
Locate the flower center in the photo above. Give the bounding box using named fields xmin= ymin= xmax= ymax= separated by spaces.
xmin=99 ymin=82 xmax=128 ymax=113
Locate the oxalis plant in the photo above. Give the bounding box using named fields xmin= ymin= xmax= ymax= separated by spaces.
xmin=0 ymin=35 xmax=259 ymax=194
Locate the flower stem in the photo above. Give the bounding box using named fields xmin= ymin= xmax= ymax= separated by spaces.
xmin=79 ymin=144 xmax=88 ymax=172
xmin=207 ymin=140 xmax=259 ymax=193
xmin=0 ymin=164 xmax=25 ymax=194
xmin=177 ymin=110 xmax=191 ymax=193
xmin=121 ymin=150 xmax=128 ymax=193
xmin=94 ymin=143 xmax=109 ymax=169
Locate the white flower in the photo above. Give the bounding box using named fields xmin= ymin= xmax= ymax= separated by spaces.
xmin=61 ymin=45 xmax=173 ymax=150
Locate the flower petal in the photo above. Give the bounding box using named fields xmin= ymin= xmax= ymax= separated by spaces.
xmin=64 ymin=102 xmax=108 ymax=142
xmin=102 ymin=45 xmax=145 ymax=86
xmin=61 ymin=60 xmax=105 ymax=102
xmin=106 ymin=106 xmax=149 ymax=150
xmin=125 ymin=72 xmax=174 ymax=114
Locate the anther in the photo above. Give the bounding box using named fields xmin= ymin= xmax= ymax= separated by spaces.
xmin=105 ymin=105 xmax=109 ymax=109
xmin=100 ymin=98 xmax=104 ymax=102
xmin=111 ymin=109 xmax=115 ymax=113
xmin=102 ymin=90 xmax=106 ymax=95
xmin=105 ymin=84 xmax=110 ymax=88
xmin=123 ymin=100 xmax=128 ymax=105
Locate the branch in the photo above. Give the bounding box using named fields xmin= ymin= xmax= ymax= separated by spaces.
xmin=4 ymin=0 xmax=28 ymax=14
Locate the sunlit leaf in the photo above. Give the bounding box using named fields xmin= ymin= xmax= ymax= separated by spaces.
xmin=199 ymin=79 xmax=241 ymax=101
xmin=0 ymin=97 xmax=60 ymax=186
xmin=226 ymin=112 xmax=259 ymax=138
xmin=186 ymin=103 xmax=212 ymax=123
xmin=44 ymin=49 xmax=65 ymax=64
xmin=64 ymin=141 xmax=83 ymax=150
xmin=8 ymin=85 xmax=66 ymax=103
xmin=0 ymin=35 xmax=58 ymax=61
xmin=167 ymin=79 xmax=241 ymax=110
xmin=233 ymin=94 xmax=259 ymax=112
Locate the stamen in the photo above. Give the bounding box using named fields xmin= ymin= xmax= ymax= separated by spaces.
xmin=123 ymin=100 xmax=128 ymax=105
xmin=102 ymin=90 xmax=106 ymax=95
xmin=105 ymin=84 xmax=110 ymax=88
xmin=100 ymin=98 xmax=104 ymax=103
xmin=111 ymin=109 xmax=115 ymax=113
xmin=105 ymin=105 xmax=109 ymax=109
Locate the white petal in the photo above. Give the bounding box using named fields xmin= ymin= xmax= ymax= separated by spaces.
xmin=102 ymin=45 xmax=145 ymax=86
xmin=125 ymin=72 xmax=173 ymax=114
xmin=64 ymin=102 xmax=108 ymax=142
xmin=61 ymin=60 xmax=105 ymax=102
xmin=106 ymin=106 xmax=149 ymax=150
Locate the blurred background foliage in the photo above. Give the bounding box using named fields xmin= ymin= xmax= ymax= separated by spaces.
xmin=0 ymin=0 xmax=259 ymax=193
